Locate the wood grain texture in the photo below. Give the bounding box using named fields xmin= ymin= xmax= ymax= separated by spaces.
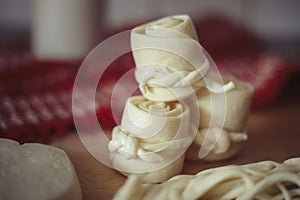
xmin=52 ymin=96 xmax=300 ymax=200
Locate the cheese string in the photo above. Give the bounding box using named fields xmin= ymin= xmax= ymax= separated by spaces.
xmin=113 ymin=158 xmax=300 ymax=200
xmin=135 ymin=61 xmax=235 ymax=95
xmin=108 ymin=126 xmax=191 ymax=162
xmin=195 ymin=127 xmax=247 ymax=155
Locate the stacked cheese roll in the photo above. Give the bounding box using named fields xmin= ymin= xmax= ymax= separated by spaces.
xmin=131 ymin=15 xmax=234 ymax=101
xmin=109 ymin=96 xmax=191 ymax=183
xmin=108 ymin=14 xmax=253 ymax=183
xmin=186 ymin=77 xmax=254 ymax=161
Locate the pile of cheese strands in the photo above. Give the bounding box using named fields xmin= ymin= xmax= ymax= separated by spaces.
xmin=113 ymin=157 xmax=300 ymax=200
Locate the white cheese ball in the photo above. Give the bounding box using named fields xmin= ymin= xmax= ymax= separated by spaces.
xmin=0 ymin=139 xmax=82 ymax=200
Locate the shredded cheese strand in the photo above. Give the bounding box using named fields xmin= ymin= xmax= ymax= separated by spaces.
xmin=113 ymin=158 xmax=300 ymax=200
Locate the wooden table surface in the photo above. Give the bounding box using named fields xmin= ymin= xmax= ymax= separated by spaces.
xmin=52 ymin=95 xmax=300 ymax=200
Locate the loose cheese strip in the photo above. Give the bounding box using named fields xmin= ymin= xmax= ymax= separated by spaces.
xmin=108 ymin=126 xmax=191 ymax=162
xmin=113 ymin=158 xmax=300 ymax=200
xmin=186 ymin=127 xmax=248 ymax=161
xmin=112 ymin=153 xmax=185 ymax=184
xmin=199 ymin=127 xmax=246 ymax=155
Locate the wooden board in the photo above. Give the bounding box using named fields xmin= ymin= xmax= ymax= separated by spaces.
xmin=52 ymin=97 xmax=300 ymax=200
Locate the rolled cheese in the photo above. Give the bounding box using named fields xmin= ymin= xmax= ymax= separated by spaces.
xmin=197 ymin=77 xmax=254 ymax=131
xmin=120 ymin=96 xmax=191 ymax=143
xmin=185 ymin=78 xmax=253 ymax=161
xmin=0 ymin=138 xmax=82 ymax=200
xmin=131 ymin=15 xmax=201 ymax=71
xmin=108 ymin=96 xmax=192 ymax=182
xmin=131 ymin=15 xmax=235 ymax=101
xmin=131 ymin=15 xmax=210 ymax=101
